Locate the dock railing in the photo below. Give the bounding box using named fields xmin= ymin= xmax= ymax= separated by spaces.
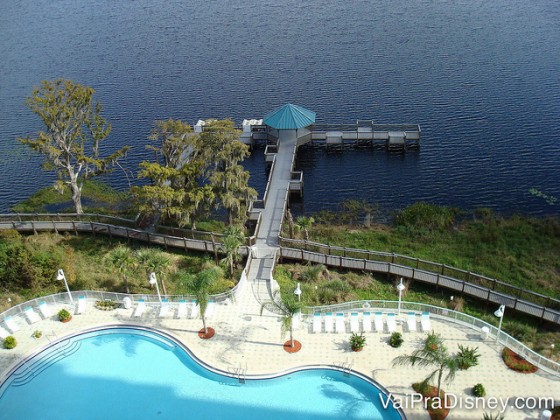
xmin=278 ymin=237 xmax=560 ymax=325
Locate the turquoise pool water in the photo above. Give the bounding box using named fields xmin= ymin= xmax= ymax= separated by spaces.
xmin=0 ymin=327 xmax=402 ymax=419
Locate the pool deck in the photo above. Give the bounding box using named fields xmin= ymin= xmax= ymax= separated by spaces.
xmin=1 ymin=294 xmax=558 ymax=419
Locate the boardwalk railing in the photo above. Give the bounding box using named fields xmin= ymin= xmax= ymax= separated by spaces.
xmin=304 ymin=300 xmax=560 ymax=377
xmin=278 ymin=238 xmax=560 ymax=326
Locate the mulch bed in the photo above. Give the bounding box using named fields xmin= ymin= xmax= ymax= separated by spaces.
xmin=198 ymin=327 xmax=215 ymax=339
xmin=283 ymin=340 xmax=302 ymax=353
xmin=501 ymin=347 xmax=538 ymax=373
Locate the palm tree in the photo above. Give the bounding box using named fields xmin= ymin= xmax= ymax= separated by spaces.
xmin=220 ymin=225 xmax=244 ymax=277
xmin=260 ymin=290 xmax=302 ymax=348
xmin=104 ymin=245 xmax=134 ymax=293
xmin=295 ymin=216 xmax=314 ymax=241
xmin=392 ymin=332 xmax=459 ymax=397
xmin=179 ymin=266 xmax=223 ymax=335
xmin=136 ymin=248 xmax=172 ymax=295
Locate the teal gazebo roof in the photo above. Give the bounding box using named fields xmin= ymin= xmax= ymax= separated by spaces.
xmin=263 ymin=103 xmax=316 ymax=130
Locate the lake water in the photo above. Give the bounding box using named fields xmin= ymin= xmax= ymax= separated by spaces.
xmin=1 ymin=0 xmax=559 ymax=216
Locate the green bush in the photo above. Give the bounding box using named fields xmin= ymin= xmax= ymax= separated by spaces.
xmin=473 ymin=383 xmax=486 ymax=397
xmin=58 ymin=309 xmax=72 ymax=322
xmin=389 ymin=332 xmax=404 ymax=348
xmin=3 ymin=336 xmax=17 ymax=349
xmin=457 ymin=345 xmax=481 ymax=370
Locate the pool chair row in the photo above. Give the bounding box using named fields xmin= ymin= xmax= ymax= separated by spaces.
xmin=132 ymin=299 xmax=216 ymax=319
xmin=0 ymin=299 xmax=77 ymax=339
xmin=311 ymin=311 xmax=431 ymax=334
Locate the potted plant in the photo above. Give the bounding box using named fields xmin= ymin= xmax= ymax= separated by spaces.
xmin=33 ymin=330 xmax=42 ymax=339
xmin=473 ymin=383 xmax=486 ymax=397
xmin=3 ymin=336 xmax=17 ymax=349
xmin=349 ymin=333 xmax=366 ymax=352
xmin=389 ymin=332 xmax=404 ymax=348
xmin=58 ymin=308 xmax=72 ymax=323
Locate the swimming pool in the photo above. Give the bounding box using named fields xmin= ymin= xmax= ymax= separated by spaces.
xmin=0 ymin=327 xmax=403 ymax=419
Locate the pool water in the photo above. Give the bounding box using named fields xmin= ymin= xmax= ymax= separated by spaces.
xmin=0 ymin=328 xmax=402 ymax=419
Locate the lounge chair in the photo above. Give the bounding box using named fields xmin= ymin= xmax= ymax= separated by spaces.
xmin=374 ymin=312 xmax=384 ymax=332
xmin=350 ymin=312 xmax=359 ymax=333
xmin=312 ymin=313 xmax=322 ymax=333
xmin=159 ymin=299 xmax=170 ymax=318
xmin=38 ymin=301 xmax=52 ymax=319
xmin=76 ymin=296 xmax=87 ymax=315
xmin=324 ymin=312 xmax=334 ymax=333
xmin=133 ymin=300 xmax=146 ymax=317
xmin=204 ymin=300 xmax=215 ymax=319
xmin=387 ymin=313 xmax=397 ymax=333
xmin=335 ymin=313 xmax=345 ymax=333
xmin=0 ymin=327 xmax=9 ymax=340
xmin=190 ymin=301 xmax=200 ymax=319
xmin=406 ymin=312 xmax=417 ymax=332
xmin=24 ymin=307 xmax=41 ymax=324
xmin=4 ymin=316 xmax=20 ymax=333
xmin=421 ymin=312 xmax=431 ymax=332
xmin=177 ymin=300 xmax=187 ymax=318
xmin=362 ymin=312 xmax=372 ymax=332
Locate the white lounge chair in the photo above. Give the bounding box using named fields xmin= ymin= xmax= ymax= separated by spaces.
xmin=0 ymin=327 xmax=9 ymax=340
xmin=133 ymin=300 xmax=146 ymax=317
xmin=312 ymin=313 xmax=322 ymax=333
xmin=38 ymin=301 xmax=52 ymax=319
xmin=387 ymin=313 xmax=397 ymax=333
xmin=177 ymin=300 xmax=187 ymax=318
xmin=159 ymin=299 xmax=170 ymax=318
xmin=24 ymin=307 xmax=41 ymax=324
xmin=421 ymin=312 xmax=431 ymax=332
xmin=335 ymin=313 xmax=345 ymax=333
xmin=204 ymin=300 xmax=215 ymax=319
xmin=362 ymin=312 xmax=371 ymax=332
xmin=190 ymin=301 xmax=200 ymax=319
xmin=350 ymin=312 xmax=359 ymax=333
xmin=374 ymin=312 xmax=384 ymax=332
xmin=407 ymin=312 xmax=417 ymax=332
xmin=324 ymin=312 xmax=333 ymax=333
xmin=4 ymin=316 xmax=20 ymax=333
xmin=76 ymin=296 xmax=86 ymax=315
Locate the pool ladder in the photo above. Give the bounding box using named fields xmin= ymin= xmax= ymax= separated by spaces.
xmin=337 ymin=360 xmax=353 ymax=377
xmin=231 ymin=363 xmax=247 ymax=384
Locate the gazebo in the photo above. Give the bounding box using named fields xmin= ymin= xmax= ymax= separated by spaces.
xmin=263 ymin=103 xmax=316 ymax=130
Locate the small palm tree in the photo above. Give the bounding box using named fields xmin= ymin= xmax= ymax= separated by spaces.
xmin=260 ymin=290 xmax=302 ymax=348
xmin=180 ymin=266 xmax=223 ymax=335
xmin=295 ymin=216 xmax=314 ymax=241
xmin=136 ymin=248 xmax=172 ymax=295
xmin=105 ymin=245 xmax=134 ymax=293
xmin=220 ymin=225 xmax=244 ymax=277
xmin=392 ymin=332 xmax=459 ymax=397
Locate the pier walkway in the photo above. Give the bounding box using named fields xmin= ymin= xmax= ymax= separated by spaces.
xmin=246 ymin=129 xmax=298 ymax=304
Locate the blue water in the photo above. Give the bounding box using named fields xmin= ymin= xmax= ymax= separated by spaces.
xmin=0 ymin=0 xmax=559 ymax=216
xmin=0 ymin=328 xmax=400 ymax=420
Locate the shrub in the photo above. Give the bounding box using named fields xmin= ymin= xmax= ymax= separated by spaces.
xmin=389 ymin=332 xmax=404 ymax=348
xmin=482 ymin=413 xmax=504 ymax=420
xmin=456 ymin=345 xmax=481 ymax=370
xmin=395 ymin=202 xmax=457 ymax=231
xmin=33 ymin=330 xmax=42 ymax=339
xmin=94 ymin=300 xmax=119 ymax=311
xmin=58 ymin=308 xmax=72 ymax=322
xmin=3 ymin=336 xmax=17 ymax=349
xmin=472 ymin=383 xmax=486 ymax=397
xmin=349 ymin=333 xmax=366 ymax=351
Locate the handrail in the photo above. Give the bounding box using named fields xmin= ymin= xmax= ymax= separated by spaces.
xmin=304 ymin=299 xmax=560 ymax=376
xmin=278 ymin=237 xmax=560 ymax=314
